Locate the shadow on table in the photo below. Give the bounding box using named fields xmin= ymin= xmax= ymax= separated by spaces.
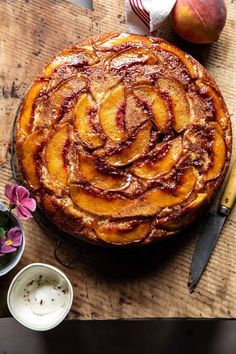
xmin=158 ymin=18 xmax=229 ymax=69
xmin=84 ymin=231 xmax=194 ymax=282
xmin=35 ymin=198 xmax=205 ymax=287
xmin=47 ymin=222 xmax=197 ymax=285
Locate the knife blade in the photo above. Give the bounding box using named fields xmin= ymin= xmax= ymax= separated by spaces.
xmin=189 ymin=160 xmax=236 ymax=292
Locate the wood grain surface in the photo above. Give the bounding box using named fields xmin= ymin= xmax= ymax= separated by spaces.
xmin=0 ymin=0 xmax=235 ymax=319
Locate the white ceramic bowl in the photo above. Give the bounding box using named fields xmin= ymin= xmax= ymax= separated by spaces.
xmin=7 ymin=263 xmax=73 ymax=331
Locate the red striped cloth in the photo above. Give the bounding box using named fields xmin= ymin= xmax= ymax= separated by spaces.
xmin=125 ymin=0 xmax=177 ymax=35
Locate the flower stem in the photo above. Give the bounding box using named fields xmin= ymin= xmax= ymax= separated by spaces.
xmin=9 ymin=204 xmax=15 ymax=212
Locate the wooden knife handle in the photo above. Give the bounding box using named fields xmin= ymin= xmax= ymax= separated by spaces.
xmin=220 ymin=160 xmax=236 ymax=211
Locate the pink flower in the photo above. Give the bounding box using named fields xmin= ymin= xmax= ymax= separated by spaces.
xmin=0 ymin=226 xmax=22 ymax=254
xmin=5 ymin=184 xmax=36 ymax=220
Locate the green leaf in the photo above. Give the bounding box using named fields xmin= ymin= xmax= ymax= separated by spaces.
xmin=0 ymin=253 xmax=13 ymax=268
xmin=0 ymin=227 xmax=5 ymax=238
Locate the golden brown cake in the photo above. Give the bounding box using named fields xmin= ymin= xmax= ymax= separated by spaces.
xmin=15 ymin=33 xmax=232 ymax=246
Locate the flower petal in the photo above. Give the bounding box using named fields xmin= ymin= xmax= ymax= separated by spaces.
xmin=7 ymin=226 xmax=21 ymax=238
xmin=0 ymin=202 xmax=7 ymax=212
xmin=12 ymin=233 xmax=22 ymax=247
xmin=0 ymin=237 xmax=6 ymax=245
xmin=7 ymin=226 xmax=22 ymax=247
xmin=16 ymin=186 xmax=30 ymax=202
xmin=0 ymin=252 xmax=6 ymax=257
xmin=5 ymin=184 xmax=17 ymax=204
xmin=16 ymin=205 xmax=33 ymax=220
xmin=20 ymin=197 xmax=36 ymax=212
xmin=0 ymin=243 xmax=16 ymax=253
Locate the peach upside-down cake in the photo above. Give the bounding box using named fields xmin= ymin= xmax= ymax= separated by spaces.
xmin=15 ymin=33 xmax=231 ymax=246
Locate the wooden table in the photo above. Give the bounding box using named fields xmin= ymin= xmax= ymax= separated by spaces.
xmin=0 ymin=0 xmax=236 ymax=319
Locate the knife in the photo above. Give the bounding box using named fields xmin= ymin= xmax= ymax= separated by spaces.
xmin=189 ymin=160 xmax=236 ymax=293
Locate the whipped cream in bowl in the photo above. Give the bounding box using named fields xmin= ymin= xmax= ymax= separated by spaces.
xmin=7 ymin=263 xmax=73 ymax=331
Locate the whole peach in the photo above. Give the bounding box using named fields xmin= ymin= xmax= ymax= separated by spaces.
xmin=171 ymin=0 xmax=227 ymax=44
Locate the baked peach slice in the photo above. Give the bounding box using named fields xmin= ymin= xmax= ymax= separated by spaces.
xmin=132 ymin=137 xmax=182 ymax=179
xmin=17 ymin=81 xmax=47 ymax=136
xmin=70 ymin=167 xmax=196 ymax=217
xmin=157 ymin=78 xmax=190 ymax=132
xmin=78 ymin=152 xmax=131 ymax=191
xmin=187 ymin=192 xmax=208 ymax=210
xmin=74 ymin=93 xmax=104 ymax=149
xmin=99 ymin=85 xmax=126 ymax=142
xmin=133 ymin=85 xmax=170 ymax=132
xmin=44 ymin=123 xmax=70 ymax=187
xmin=50 ymin=76 xmax=87 ymax=114
xmin=109 ymin=48 xmax=157 ymax=70
xmin=124 ymin=90 xmax=150 ymax=132
xmin=203 ymin=122 xmax=226 ymax=181
xmin=196 ymin=80 xmax=228 ymax=130
xmin=107 ymin=122 xmax=151 ymax=166
xmin=43 ymin=47 xmax=99 ymax=78
xmin=158 ymin=41 xmax=204 ymax=79
xmin=70 ymin=185 xmax=131 ymax=216
xmin=88 ymin=63 xmax=122 ymax=102
xmin=159 ymin=193 xmax=207 ymax=231
xmin=40 ymin=194 xmax=59 ymax=214
xmin=21 ymin=130 xmax=46 ymax=189
xmin=98 ymin=33 xmax=152 ymax=48
xmin=94 ymin=221 xmax=151 ymax=245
